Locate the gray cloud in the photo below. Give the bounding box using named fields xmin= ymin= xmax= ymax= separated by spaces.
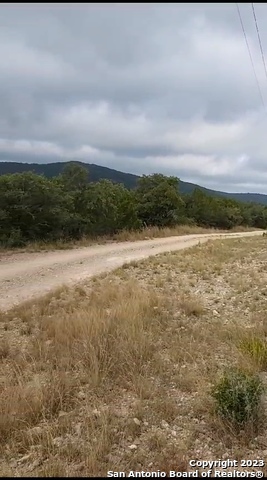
xmin=1 ymin=3 xmax=267 ymax=193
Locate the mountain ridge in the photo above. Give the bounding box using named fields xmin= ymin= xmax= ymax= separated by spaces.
xmin=0 ymin=160 xmax=266 ymax=205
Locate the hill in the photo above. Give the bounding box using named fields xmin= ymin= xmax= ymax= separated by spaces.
xmin=0 ymin=161 xmax=139 ymax=189
xmin=0 ymin=160 xmax=266 ymax=205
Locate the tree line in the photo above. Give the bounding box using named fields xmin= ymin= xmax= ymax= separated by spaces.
xmin=0 ymin=163 xmax=266 ymax=247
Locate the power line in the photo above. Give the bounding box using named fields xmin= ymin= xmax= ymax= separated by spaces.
xmin=251 ymin=3 xmax=267 ymax=82
xmin=236 ymin=3 xmax=266 ymax=110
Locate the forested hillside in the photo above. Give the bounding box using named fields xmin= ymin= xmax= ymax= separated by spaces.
xmin=0 ymin=162 xmax=139 ymax=189
xmin=0 ymin=163 xmax=266 ymax=247
xmin=1 ymin=161 xmax=267 ymax=205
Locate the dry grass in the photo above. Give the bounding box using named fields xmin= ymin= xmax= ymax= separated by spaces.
xmin=1 ymin=235 xmax=267 ymax=476
xmin=0 ymin=224 xmax=259 ymax=256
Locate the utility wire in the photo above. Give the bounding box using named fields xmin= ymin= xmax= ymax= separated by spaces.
xmin=236 ymin=2 xmax=266 ymax=110
xmin=251 ymin=3 xmax=267 ymax=82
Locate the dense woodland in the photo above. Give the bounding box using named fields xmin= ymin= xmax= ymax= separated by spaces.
xmin=0 ymin=163 xmax=267 ymax=247
xmin=1 ymin=160 xmax=267 ymax=205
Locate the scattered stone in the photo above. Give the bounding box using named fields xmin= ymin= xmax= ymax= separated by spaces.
xmin=77 ymin=391 xmax=86 ymax=400
xmin=161 ymin=420 xmax=169 ymax=429
xmin=194 ymin=425 xmax=207 ymax=434
xmin=129 ymin=444 xmax=138 ymax=450
xmin=133 ymin=417 xmax=141 ymax=426
xmin=74 ymin=423 xmax=82 ymax=436
xmin=92 ymin=408 xmax=101 ymax=417
xmin=52 ymin=436 xmax=63 ymax=447
xmin=171 ymin=430 xmax=177 ymax=437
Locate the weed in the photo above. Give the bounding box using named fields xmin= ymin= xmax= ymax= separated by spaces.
xmin=239 ymin=336 xmax=267 ymax=370
xmin=211 ymin=368 xmax=264 ymax=426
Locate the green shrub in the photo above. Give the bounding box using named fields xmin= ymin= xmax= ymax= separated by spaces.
xmin=211 ymin=368 xmax=264 ymax=426
xmin=0 ymin=228 xmax=25 ymax=248
xmin=239 ymin=336 xmax=267 ymax=369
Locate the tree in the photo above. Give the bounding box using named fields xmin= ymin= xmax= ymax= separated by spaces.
xmin=56 ymin=162 xmax=91 ymax=237
xmin=0 ymin=166 xmax=265 ymax=249
xmin=185 ymin=189 xmax=243 ymax=229
xmin=59 ymin=162 xmax=89 ymax=192
xmin=0 ymin=172 xmax=71 ymax=245
xmin=84 ymin=180 xmax=140 ymax=236
xmin=135 ymin=174 xmax=185 ymax=227
xmin=244 ymin=203 xmax=267 ymax=229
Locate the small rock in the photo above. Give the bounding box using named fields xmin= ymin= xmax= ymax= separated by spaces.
xmin=129 ymin=444 xmax=138 ymax=450
xmin=74 ymin=423 xmax=82 ymax=436
xmin=195 ymin=425 xmax=206 ymax=434
xmin=133 ymin=417 xmax=141 ymax=426
xmin=213 ymin=310 xmax=219 ymax=316
xmin=92 ymin=408 xmax=101 ymax=417
xmin=161 ymin=420 xmax=169 ymax=429
xmin=77 ymin=391 xmax=86 ymax=400
xmin=171 ymin=430 xmax=177 ymax=437
xmin=52 ymin=436 xmax=63 ymax=446
xmin=144 ymin=421 xmax=149 ymax=427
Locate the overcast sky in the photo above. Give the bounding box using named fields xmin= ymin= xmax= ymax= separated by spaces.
xmin=2 ymin=3 xmax=267 ymax=193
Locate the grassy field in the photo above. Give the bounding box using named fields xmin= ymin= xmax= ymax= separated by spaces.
xmin=0 ymin=224 xmax=259 ymax=255
xmin=1 ymin=235 xmax=267 ymax=476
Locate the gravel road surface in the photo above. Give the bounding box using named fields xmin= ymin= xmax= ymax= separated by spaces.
xmin=0 ymin=230 xmax=263 ymax=310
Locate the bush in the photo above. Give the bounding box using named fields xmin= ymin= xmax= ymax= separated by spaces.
xmin=0 ymin=228 xmax=25 ymax=248
xmin=211 ymin=368 xmax=264 ymax=426
xmin=239 ymin=336 xmax=267 ymax=370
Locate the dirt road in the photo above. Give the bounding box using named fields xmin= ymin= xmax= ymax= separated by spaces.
xmin=0 ymin=230 xmax=263 ymax=310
